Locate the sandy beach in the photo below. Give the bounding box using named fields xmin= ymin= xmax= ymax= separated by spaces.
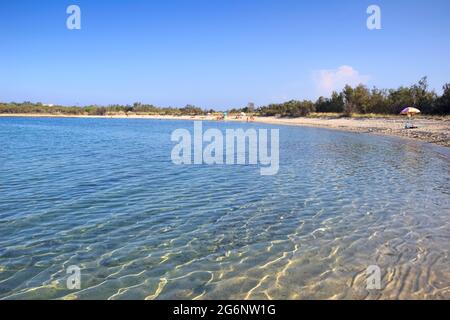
xmin=1 ymin=113 xmax=449 ymax=148
xmin=244 ymin=116 xmax=450 ymax=148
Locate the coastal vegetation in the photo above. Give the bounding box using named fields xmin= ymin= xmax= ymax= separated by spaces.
xmin=0 ymin=102 xmax=207 ymax=116
xmin=1 ymin=78 xmax=448 ymax=117
xmin=258 ymin=78 xmax=449 ymax=117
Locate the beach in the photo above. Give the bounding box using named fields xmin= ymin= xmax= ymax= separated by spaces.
xmin=2 ymin=0 xmax=450 ymax=304
xmin=243 ymin=116 xmax=450 ymax=148
xmin=1 ymin=113 xmax=449 ymax=148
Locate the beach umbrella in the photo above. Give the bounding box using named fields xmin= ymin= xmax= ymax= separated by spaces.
xmin=401 ymin=107 xmax=420 ymax=129
xmin=400 ymin=107 xmax=421 ymax=115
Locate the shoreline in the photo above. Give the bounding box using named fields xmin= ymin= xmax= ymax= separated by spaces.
xmin=1 ymin=113 xmax=449 ymax=148
xmin=245 ymin=116 xmax=450 ymax=149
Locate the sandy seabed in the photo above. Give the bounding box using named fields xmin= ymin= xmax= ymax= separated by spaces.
xmin=1 ymin=113 xmax=449 ymax=148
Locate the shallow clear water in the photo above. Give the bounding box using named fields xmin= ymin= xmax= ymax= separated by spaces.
xmin=0 ymin=117 xmax=449 ymax=300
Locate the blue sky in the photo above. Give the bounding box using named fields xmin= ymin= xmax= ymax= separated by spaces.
xmin=1 ymin=0 xmax=449 ymax=109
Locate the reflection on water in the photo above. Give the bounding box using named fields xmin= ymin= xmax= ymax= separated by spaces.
xmin=0 ymin=118 xmax=449 ymax=300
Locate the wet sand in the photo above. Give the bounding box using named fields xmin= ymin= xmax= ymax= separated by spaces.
xmin=1 ymin=113 xmax=449 ymax=148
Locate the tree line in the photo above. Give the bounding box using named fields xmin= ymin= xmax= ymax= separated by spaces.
xmin=258 ymin=77 xmax=449 ymax=117
xmin=1 ymin=77 xmax=449 ymax=117
xmin=0 ymin=102 xmax=208 ymax=116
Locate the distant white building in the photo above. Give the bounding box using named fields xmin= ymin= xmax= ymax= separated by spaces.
xmin=43 ymin=104 xmax=55 ymax=107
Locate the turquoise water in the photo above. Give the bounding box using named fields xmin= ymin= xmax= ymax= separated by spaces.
xmin=0 ymin=117 xmax=449 ymax=300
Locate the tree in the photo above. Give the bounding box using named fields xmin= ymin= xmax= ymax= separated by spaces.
xmin=247 ymin=102 xmax=255 ymax=113
xmin=329 ymin=91 xmax=345 ymax=113
xmin=353 ymin=85 xmax=371 ymax=114
xmin=410 ymin=77 xmax=437 ymax=114
xmin=367 ymin=87 xmax=389 ymax=114
xmin=258 ymin=100 xmax=315 ymax=117
xmin=286 ymin=100 xmax=315 ymax=117
xmin=343 ymin=85 xmax=356 ymax=116
xmin=387 ymin=86 xmax=414 ymax=114
xmin=433 ymin=84 xmax=450 ymax=114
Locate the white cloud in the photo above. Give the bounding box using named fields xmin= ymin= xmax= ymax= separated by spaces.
xmin=313 ymin=65 xmax=370 ymax=97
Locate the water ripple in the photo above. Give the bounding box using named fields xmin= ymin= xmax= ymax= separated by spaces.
xmin=0 ymin=117 xmax=449 ymax=300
